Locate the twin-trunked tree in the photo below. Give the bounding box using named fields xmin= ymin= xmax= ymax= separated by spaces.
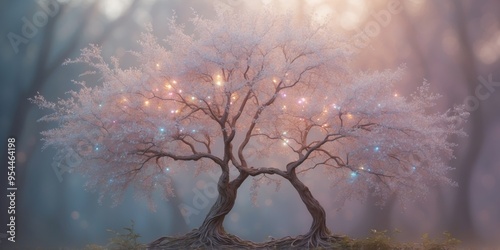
xmin=33 ymin=8 xmax=467 ymax=249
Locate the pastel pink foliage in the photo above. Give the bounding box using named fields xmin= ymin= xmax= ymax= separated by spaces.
xmin=32 ymin=7 xmax=467 ymax=208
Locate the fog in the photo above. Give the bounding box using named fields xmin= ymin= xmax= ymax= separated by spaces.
xmin=1 ymin=0 xmax=499 ymax=248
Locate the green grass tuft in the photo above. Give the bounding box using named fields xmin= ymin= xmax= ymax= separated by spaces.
xmin=85 ymin=220 xmax=144 ymax=250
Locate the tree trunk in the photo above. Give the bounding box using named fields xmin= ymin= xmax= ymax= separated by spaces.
xmin=148 ymin=171 xmax=251 ymax=249
xmin=198 ymin=170 xmax=249 ymax=242
xmin=287 ymin=170 xmax=331 ymax=246
xmin=445 ymin=0 xmax=483 ymax=242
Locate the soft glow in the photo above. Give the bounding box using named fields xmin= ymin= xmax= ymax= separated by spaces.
xmin=99 ymin=0 xmax=133 ymax=20
xmin=340 ymin=0 xmax=366 ymax=30
xmin=215 ymin=74 xmax=223 ymax=86
xmin=144 ymin=100 xmax=150 ymax=106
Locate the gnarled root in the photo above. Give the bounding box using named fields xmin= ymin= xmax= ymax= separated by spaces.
xmin=148 ymin=230 xmax=346 ymax=249
xmin=147 ymin=229 xmax=260 ymax=249
xmin=261 ymin=233 xmax=346 ymax=249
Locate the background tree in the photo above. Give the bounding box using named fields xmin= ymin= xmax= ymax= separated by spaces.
xmin=33 ymin=7 xmax=467 ymax=248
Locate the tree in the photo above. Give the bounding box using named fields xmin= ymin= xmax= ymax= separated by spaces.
xmin=32 ymin=7 xmax=467 ymax=249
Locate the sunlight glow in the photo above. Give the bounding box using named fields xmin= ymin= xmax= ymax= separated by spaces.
xmin=340 ymin=0 xmax=367 ymax=30
xmin=99 ymin=0 xmax=133 ymax=20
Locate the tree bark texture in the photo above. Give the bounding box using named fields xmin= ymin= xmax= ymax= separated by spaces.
xmin=198 ymin=170 xmax=247 ymax=240
xmin=148 ymin=170 xmax=252 ymax=249
xmin=287 ymin=170 xmax=331 ymax=247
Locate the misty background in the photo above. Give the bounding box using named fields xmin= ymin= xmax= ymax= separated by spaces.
xmin=0 ymin=0 xmax=499 ymax=248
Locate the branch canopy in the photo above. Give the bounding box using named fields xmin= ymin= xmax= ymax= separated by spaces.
xmin=32 ymin=7 xmax=467 ymax=206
